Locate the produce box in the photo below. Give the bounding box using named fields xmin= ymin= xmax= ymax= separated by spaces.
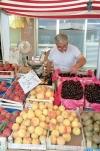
xmin=80 ymin=111 xmax=100 ymax=150
xmin=0 ymin=62 xmax=16 ymax=78
xmin=25 ymin=85 xmax=54 ymax=106
xmin=1 ymin=80 xmax=28 ymax=109
xmin=54 ymin=76 xmax=84 ymax=109
xmin=46 ymin=109 xmax=85 ymax=151
xmin=84 ymin=79 xmax=100 ymax=111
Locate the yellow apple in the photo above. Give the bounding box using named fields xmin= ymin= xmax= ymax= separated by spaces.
xmin=72 ymin=127 xmax=81 ymax=136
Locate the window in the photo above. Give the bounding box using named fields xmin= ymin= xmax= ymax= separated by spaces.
xmin=38 ymin=18 xmax=100 ymax=69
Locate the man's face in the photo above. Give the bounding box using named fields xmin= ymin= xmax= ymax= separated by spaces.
xmin=56 ymin=42 xmax=68 ymax=52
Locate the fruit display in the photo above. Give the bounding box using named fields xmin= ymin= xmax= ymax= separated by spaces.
xmin=81 ymin=111 xmax=100 ymax=149
xmin=84 ymin=83 xmax=100 ymax=103
xmin=11 ymin=102 xmax=51 ymax=144
xmin=3 ymin=81 xmax=26 ymax=103
xmin=11 ymin=102 xmax=82 ymax=146
xmin=0 ymin=107 xmax=20 ymax=137
xmin=61 ymin=80 xmax=83 ymax=100
xmin=48 ymin=105 xmax=81 ymax=145
xmin=26 ymin=85 xmax=54 ymax=104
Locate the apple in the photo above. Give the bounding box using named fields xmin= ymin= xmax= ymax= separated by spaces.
xmin=3 ymin=127 xmax=11 ymax=137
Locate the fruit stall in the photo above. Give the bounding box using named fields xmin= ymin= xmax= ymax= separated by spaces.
xmin=0 ymin=61 xmax=99 ymax=151
xmin=0 ymin=1 xmax=100 ymax=151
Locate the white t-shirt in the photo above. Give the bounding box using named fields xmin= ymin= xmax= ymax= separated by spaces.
xmin=48 ymin=44 xmax=81 ymax=72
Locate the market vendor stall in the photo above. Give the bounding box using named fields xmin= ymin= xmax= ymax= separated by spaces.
xmin=0 ymin=0 xmax=100 ymax=151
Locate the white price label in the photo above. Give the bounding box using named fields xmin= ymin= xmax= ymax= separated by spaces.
xmin=18 ymin=70 xmax=41 ymax=94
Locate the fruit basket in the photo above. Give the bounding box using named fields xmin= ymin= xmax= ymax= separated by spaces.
xmin=80 ymin=111 xmax=100 ymax=150
xmin=25 ymin=84 xmax=54 ymax=107
xmin=46 ymin=109 xmax=85 ymax=151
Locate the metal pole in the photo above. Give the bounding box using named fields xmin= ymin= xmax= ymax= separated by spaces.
xmin=96 ymin=41 xmax=100 ymax=79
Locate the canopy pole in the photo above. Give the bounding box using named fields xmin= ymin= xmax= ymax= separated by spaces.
xmin=96 ymin=41 xmax=100 ymax=79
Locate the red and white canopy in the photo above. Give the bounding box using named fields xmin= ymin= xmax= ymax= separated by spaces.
xmin=0 ymin=0 xmax=100 ymax=18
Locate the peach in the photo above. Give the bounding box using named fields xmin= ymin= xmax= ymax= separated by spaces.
xmin=21 ymin=112 xmax=28 ymax=120
xmin=48 ymin=110 xmax=57 ymax=119
xmin=50 ymin=118 xmax=57 ymax=125
xmin=31 ymin=117 xmax=39 ymax=127
xmin=12 ymin=123 xmax=19 ymax=131
xmin=63 ymin=133 xmax=71 ymax=142
xmin=66 ymin=126 xmax=71 ymax=134
xmin=35 ymin=126 xmax=44 ymax=136
xmin=28 ymin=126 xmax=34 ymax=134
xmin=31 ymin=133 xmax=38 ymax=139
xmin=12 ymin=131 xmax=18 ymax=139
xmin=39 ymin=102 xmax=45 ymax=110
xmin=40 ymin=122 xmax=47 ymax=129
xmin=50 ymin=135 xmax=57 ymax=144
xmin=43 ymin=129 xmax=47 ymax=136
xmin=23 ymin=119 xmax=31 ymax=127
xmin=32 ymin=138 xmax=40 ymax=144
xmin=48 ymin=123 xmax=56 ymax=131
xmin=42 ymin=109 xmax=48 ymax=116
xmin=27 ymin=109 xmax=35 ymax=119
xmin=36 ymin=93 xmax=45 ymax=99
xmin=45 ymin=116 xmax=50 ymax=123
xmin=23 ymin=137 xmax=31 ymax=144
xmin=25 ymin=132 xmax=30 ymax=137
xmin=58 ymin=125 xmax=66 ymax=134
xmin=45 ymin=90 xmax=53 ymax=98
xmin=63 ymin=119 xmax=70 ymax=126
xmin=16 ymin=116 xmax=23 ymax=124
xmin=53 ymin=105 xmax=58 ymax=110
xmin=39 ymin=115 xmax=45 ymax=122
xmin=58 ymin=105 xmax=65 ymax=112
xmin=32 ymin=102 xmax=38 ymax=111
xmin=71 ymin=120 xmax=80 ymax=128
xmin=35 ymin=109 xmax=42 ymax=117
xmin=14 ymin=137 xmax=22 ymax=144
xmin=57 ymin=115 xmax=64 ymax=123
xmin=18 ymin=129 xmax=26 ymax=138
xmin=57 ymin=136 xmax=65 ymax=145
xmin=61 ymin=111 xmax=69 ymax=119
xmin=51 ymin=129 xmax=59 ymax=137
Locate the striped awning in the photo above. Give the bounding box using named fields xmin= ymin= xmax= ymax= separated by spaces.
xmin=0 ymin=0 xmax=100 ymax=18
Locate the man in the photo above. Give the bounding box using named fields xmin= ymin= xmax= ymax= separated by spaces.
xmin=45 ymin=33 xmax=86 ymax=74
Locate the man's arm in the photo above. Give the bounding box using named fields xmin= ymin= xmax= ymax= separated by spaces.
xmin=70 ymin=55 xmax=86 ymax=73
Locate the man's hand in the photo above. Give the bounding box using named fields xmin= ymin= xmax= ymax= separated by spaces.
xmin=70 ymin=64 xmax=79 ymax=73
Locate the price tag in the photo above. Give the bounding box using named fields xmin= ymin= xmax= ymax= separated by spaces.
xmin=18 ymin=70 xmax=41 ymax=94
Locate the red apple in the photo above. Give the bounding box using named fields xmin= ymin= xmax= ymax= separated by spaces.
xmin=3 ymin=127 xmax=11 ymax=137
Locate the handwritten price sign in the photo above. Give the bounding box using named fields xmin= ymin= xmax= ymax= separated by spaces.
xmin=18 ymin=70 xmax=41 ymax=94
